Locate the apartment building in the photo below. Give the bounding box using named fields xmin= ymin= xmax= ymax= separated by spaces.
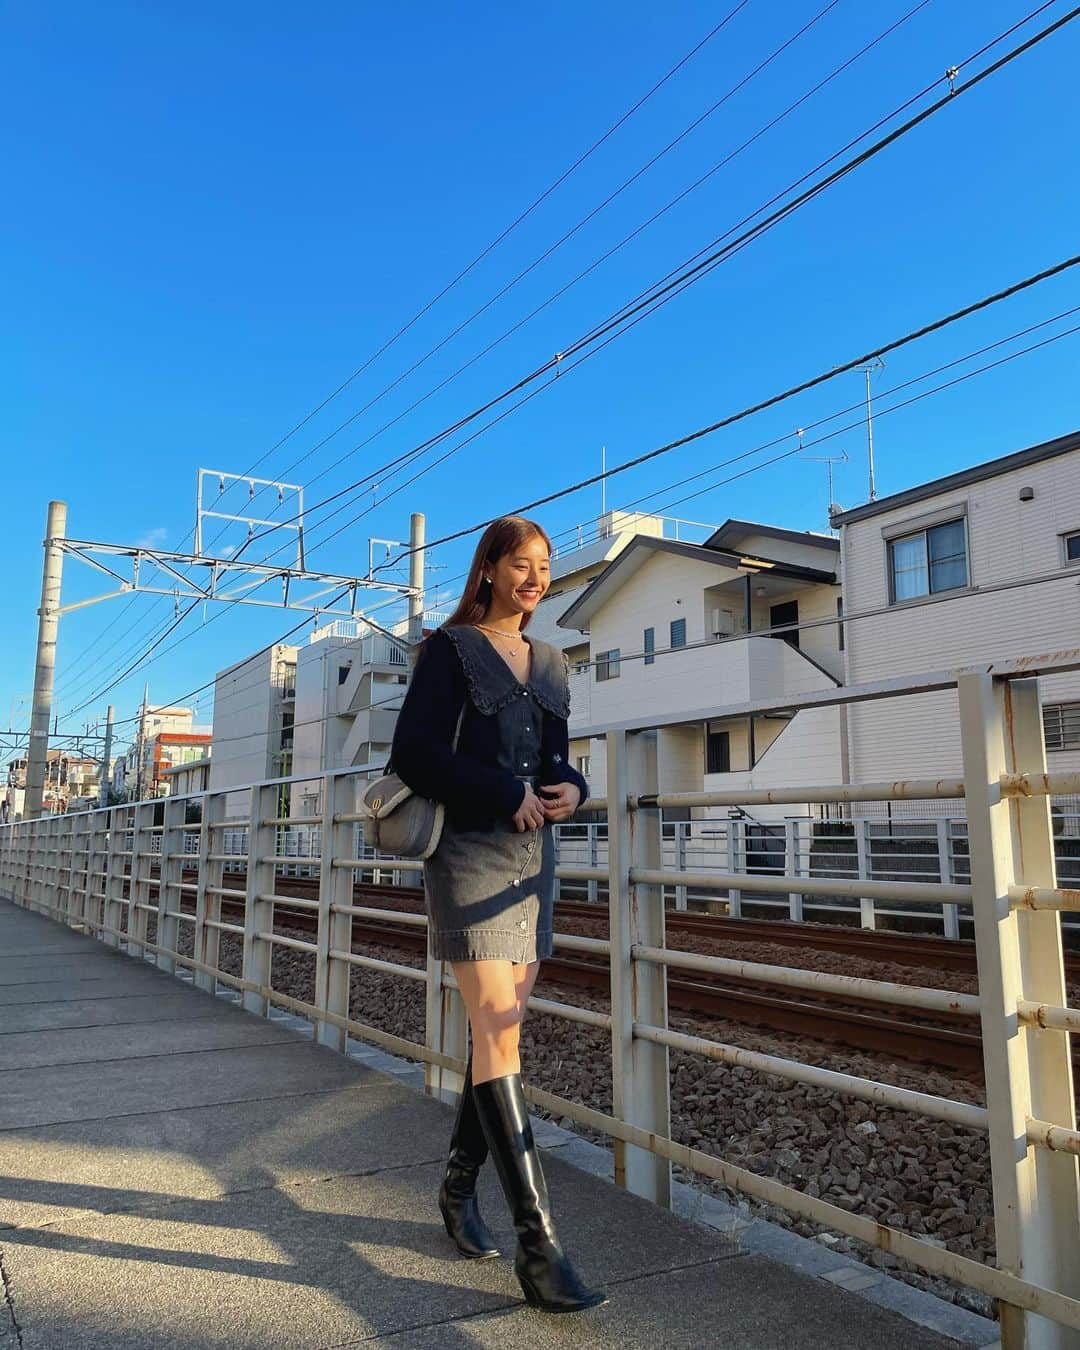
xmin=557 ymin=521 xmax=843 ymax=813
xmin=832 ymin=428 xmax=1080 ymax=809
xmin=209 ymin=644 xmax=298 ymax=794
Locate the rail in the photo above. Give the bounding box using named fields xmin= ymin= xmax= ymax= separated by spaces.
xmin=2 ymin=658 xmax=1080 ymax=1347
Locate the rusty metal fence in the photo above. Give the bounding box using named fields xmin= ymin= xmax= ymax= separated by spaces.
xmin=2 ymin=657 xmax=1080 ymax=1347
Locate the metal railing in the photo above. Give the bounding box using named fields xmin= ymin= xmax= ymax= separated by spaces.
xmin=3 ymin=655 xmax=1080 ymax=1346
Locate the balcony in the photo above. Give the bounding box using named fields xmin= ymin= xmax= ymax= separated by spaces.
xmin=573 ymin=634 xmax=838 ymax=731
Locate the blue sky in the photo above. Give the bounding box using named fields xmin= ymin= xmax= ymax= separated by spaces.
xmin=3 ymin=1 xmax=1078 ymax=750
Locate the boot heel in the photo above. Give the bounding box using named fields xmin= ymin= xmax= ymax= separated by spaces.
xmin=517 ymin=1270 xmax=608 ymax=1313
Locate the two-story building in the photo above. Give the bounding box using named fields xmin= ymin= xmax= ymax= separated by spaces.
xmin=832 ymin=428 xmax=1080 ymax=811
xmin=557 ymin=521 xmax=843 ymax=814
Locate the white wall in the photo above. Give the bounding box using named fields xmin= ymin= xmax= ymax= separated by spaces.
xmin=727 ymin=530 xmax=839 ymax=573
xmin=842 ymin=447 xmax=1080 ymax=786
xmin=210 ymin=651 xmax=274 ymax=793
xmin=292 ymin=635 xmax=354 ymax=784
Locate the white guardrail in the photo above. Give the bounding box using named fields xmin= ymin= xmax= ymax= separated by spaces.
xmin=3 ymin=657 xmax=1080 ymax=1347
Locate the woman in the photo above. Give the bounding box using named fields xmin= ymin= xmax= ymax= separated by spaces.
xmin=390 ymin=514 xmax=606 ymax=1314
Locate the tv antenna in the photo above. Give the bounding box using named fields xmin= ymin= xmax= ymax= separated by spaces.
xmin=858 ymin=359 xmax=886 ymax=501
xmin=800 ymin=441 xmax=849 ymax=532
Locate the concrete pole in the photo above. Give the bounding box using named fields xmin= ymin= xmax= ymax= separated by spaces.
xmin=99 ymin=705 xmax=114 ymax=808
xmin=25 ymin=501 xmax=67 ymax=820
xmin=407 ymin=512 xmax=425 ymax=644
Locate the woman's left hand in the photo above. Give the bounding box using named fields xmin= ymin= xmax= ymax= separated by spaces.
xmin=539 ymin=781 xmax=581 ymax=822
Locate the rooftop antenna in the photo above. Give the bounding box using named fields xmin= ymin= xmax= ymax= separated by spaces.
xmin=800 ymin=446 xmax=849 ymax=533
xmin=859 ymin=359 xmax=885 ymax=501
xmin=600 ymin=446 xmax=607 ymax=519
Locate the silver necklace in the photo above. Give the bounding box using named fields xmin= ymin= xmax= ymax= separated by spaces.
xmin=474 ymin=622 xmax=523 ymax=656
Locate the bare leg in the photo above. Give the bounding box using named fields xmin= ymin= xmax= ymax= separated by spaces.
xmin=513 ymin=959 xmax=541 ymax=1023
xmin=452 ymin=959 xmax=523 ymax=1084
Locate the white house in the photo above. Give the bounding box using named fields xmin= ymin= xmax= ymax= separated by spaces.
xmin=557 ymin=521 xmax=844 ymax=815
xmin=832 ymin=428 xmax=1080 ymax=810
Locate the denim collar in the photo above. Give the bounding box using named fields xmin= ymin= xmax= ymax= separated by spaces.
xmin=442 ymin=624 xmax=570 ymax=718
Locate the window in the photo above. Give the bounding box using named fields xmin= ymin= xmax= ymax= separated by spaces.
xmin=670 ymin=617 xmax=687 ymax=649
xmin=836 ymin=597 xmax=845 ymax=652
xmin=338 ymin=664 xmax=351 ymax=685
xmin=888 ymin=518 xmax=968 ymax=601
xmin=769 ymin=600 xmax=799 ymax=649
xmin=1064 ymin=531 xmax=1080 ymax=565
xmin=575 ymin=754 xmax=591 ymax=775
xmin=1044 ymin=703 xmax=1080 ymax=751
xmin=643 ymin=627 xmax=655 ymax=666
xmin=596 ymin=649 xmax=621 ymax=681
xmin=706 ymin=730 xmax=731 ymax=774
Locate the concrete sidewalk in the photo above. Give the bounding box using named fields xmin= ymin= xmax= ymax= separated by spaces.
xmin=0 ymin=898 xmax=978 ymax=1349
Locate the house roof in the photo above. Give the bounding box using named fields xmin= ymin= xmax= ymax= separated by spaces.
xmin=704 ymin=519 xmax=840 ymax=553
xmin=831 ymin=429 xmax=1080 ymax=526
xmin=556 ymin=535 xmax=836 ymax=632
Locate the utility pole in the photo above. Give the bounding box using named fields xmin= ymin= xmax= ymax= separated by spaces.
xmin=99 ymin=704 xmax=114 ymax=808
xmin=25 ymin=500 xmax=67 ymax=819
xmin=407 ymin=513 xmax=425 ymax=644
xmin=134 ymin=685 xmax=148 ymax=802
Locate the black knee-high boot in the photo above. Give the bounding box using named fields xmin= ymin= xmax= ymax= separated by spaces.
xmin=438 ymin=1057 xmax=500 ymax=1259
xmin=472 ymin=1072 xmax=607 ymax=1313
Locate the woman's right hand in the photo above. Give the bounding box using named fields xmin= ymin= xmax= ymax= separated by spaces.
xmin=511 ymin=784 xmax=546 ymax=832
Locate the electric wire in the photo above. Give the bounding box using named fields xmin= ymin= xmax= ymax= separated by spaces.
xmin=376 ymin=252 xmax=1080 ymax=568
xmin=257 ymin=0 xmax=838 ymax=493
xmin=96 ymin=299 xmax=1080 ymax=747
xmin=48 ymin=4 xmax=1078 ymax=731
xmin=243 ymin=3 xmax=1079 ymax=561
xmin=239 ymin=6 xmax=749 ymax=481
xmin=240 ymin=0 xmax=933 ymax=567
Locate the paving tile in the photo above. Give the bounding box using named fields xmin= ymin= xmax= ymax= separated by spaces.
xmin=0 ymin=1014 xmax=298 ymax=1072
xmin=0 ymin=1083 xmax=449 ymax=1230
xmin=0 ymin=992 xmax=242 ymax=1034
xmin=0 ymin=955 xmax=138 ymax=986
xmin=0 ymin=1041 xmax=379 ymax=1129
xmin=0 ymin=971 xmax=172 ymax=1006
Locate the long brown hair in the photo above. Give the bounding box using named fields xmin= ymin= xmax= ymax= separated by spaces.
xmin=440 ymin=515 xmax=552 ymax=634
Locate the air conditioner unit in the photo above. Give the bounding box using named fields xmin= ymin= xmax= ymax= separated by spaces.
xmin=711 ymin=607 xmax=735 ymax=638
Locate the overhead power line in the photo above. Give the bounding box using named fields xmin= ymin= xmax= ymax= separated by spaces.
xmin=377 ymin=253 xmax=1080 ymax=565
xmin=52 ymin=10 xmax=750 ymax=701
xmin=260 ymin=0 xmax=839 ymax=494
xmin=239 ymin=0 xmax=929 ymax=571
xmin=239 ymin=6 xmax=750 ymax=483
xmin=90 ymin=278 xmax=1079 ymax=739
xmin=244 ymin=3 xmax=1080 ymax=562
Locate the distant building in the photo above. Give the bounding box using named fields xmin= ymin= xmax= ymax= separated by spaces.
xmin=125 ymin=704 xmax=211 ymax=800
xmin=209 ymin=644 xmax=298 ymax=794
xmin=161 ymin=755 xmax=211 ymax=798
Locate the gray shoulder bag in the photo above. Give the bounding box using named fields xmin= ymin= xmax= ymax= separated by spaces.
xmin=358 ymin=703 xmax=466 ymax=860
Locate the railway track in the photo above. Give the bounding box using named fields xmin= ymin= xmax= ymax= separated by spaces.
xmin=184 ymin=884 xmax=997 ymax=1075
xmin=165 ymin=873 xmax=1080 ymax=1078
xmin=198 ymin=869 xmax=1080 ymax=978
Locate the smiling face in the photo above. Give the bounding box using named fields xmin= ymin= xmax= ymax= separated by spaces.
xmin=484 ymin=532 xmax=551 ymax=623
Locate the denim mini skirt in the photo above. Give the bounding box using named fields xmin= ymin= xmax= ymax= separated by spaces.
xmin=423 ymin=781 xmax=555 ymax=963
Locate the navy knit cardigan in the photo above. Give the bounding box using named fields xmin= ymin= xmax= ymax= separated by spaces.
xmin=390 ymin=625 xmax=589 ymax=832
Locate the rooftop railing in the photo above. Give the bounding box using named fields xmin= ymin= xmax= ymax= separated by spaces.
xmin=3 ymin=651 xmax=1080 ymax=1347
